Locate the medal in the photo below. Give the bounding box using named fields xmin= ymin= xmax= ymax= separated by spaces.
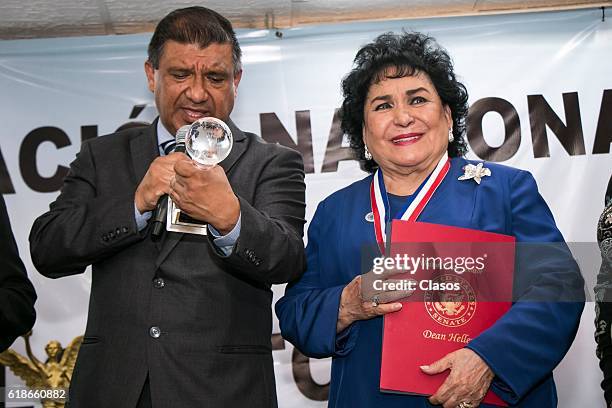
xmin=370 ymin=153 xmax=450 ymax=255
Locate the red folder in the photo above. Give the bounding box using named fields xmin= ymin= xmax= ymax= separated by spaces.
xmin=379 ymin=220 xmax=515 ymax=406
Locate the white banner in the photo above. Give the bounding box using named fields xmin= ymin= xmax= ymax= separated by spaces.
xmin=0 ymin=8 xmax=610 ymax=407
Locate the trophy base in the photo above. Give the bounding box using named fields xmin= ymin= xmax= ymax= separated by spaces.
xmin=166 ymin=197 xmax=208 ymax=235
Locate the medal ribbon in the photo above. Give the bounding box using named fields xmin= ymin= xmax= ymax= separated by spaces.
xmin=370 ymin=152 xmax=450 ymax=254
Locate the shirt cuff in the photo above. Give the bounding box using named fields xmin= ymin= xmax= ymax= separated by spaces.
xmin=208 ymin=213 xmax=241 ymax=256
xmin=134 ymin=203 xmax=152 ymax=231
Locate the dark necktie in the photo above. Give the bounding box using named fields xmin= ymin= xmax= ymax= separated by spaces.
xmin=160 ymin=140 xmax=176 ymax=156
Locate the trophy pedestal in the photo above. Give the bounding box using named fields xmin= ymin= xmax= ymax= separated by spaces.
xmin=166 ymin=197 xmax=208 ymax=235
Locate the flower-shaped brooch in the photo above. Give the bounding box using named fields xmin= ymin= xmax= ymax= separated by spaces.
xmin=458 ymin=163 xmax=491 ymax=184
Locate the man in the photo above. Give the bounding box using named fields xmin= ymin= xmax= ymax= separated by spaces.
xmin=29 ymin=7 xmax=306 ymax=408
xmin=0 ymin=194 xmax=36 ymax=352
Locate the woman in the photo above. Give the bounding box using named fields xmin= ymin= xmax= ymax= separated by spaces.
xmin=595 ymin=177 xmax=612 ymax=407
xmin=276 ymin=32 xmax=584 ymax=407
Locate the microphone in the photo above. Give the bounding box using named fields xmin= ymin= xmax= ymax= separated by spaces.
xmin=174 ymin=125 xmax=188 ymax=154
xmin=150 ymin=125 xmax=191 ymax=239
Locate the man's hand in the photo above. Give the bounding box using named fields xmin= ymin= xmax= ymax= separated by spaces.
xmin=135 ymin=153 xmax=183 ymax=213
xmin=422 ymin=348 xmax=495 ymax=408
xmin=170 ymin=155 xmax=240 ymax=234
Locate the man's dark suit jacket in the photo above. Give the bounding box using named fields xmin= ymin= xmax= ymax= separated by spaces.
xmin=0 ymin=194 xmax=36 ymax=351
xmin=29 ymin=120 xmax=306 ymax=408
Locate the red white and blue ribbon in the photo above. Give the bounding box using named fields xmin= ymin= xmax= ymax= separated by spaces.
xmin=370 ymin=152 xmax=451 ymax=255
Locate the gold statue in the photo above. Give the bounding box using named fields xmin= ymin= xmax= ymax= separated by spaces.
xmin=0 ymin=331 xmax=82 ymax=408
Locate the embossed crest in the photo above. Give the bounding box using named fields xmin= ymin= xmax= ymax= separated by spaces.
xmin=424 ymin=274 xmax=476 ymax=328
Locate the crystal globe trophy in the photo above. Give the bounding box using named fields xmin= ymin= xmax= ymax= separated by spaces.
xmin=166 ymin=117 xmax=234 ymax=235
xmin=185 ymin=117 xmax=233 ymax=166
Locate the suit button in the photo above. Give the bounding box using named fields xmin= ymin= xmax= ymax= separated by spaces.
xmin=122 ymin=227 xmax=129 ymax=233
xmin=109 ymin=231 xmax=115 ymax=239
xmin=149 ymin=326 xmax=161 ymax=338
xmin=116 ymin=228 xmax=121 ymax=235
xmin=102 ymin=235 xmax=109 ymax=242
xmin=153 ymin=278 xmax=165 ymax=289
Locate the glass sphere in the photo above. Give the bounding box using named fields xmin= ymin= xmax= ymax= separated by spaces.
xmin=185 ymin=117 xmax=233 ymax=166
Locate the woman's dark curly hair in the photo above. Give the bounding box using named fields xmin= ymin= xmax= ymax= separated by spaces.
xmin=340 ymin=31 xmax=469 ymax=173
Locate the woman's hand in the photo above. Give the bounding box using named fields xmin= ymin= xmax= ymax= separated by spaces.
xmin=422 ymin=348 xmax=495 ymax=408
xmin=336 ymin=270 xmax=413 ymax=333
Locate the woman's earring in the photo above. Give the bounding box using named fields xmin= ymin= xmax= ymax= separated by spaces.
xmin=448 ymin=128 xmax=454 ymax=143
xmin=364 ymin=145 xmax=372 ymax=160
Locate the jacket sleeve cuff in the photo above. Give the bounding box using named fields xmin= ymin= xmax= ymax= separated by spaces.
xmin=465 ymin=342 xmax=519 ymax=404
